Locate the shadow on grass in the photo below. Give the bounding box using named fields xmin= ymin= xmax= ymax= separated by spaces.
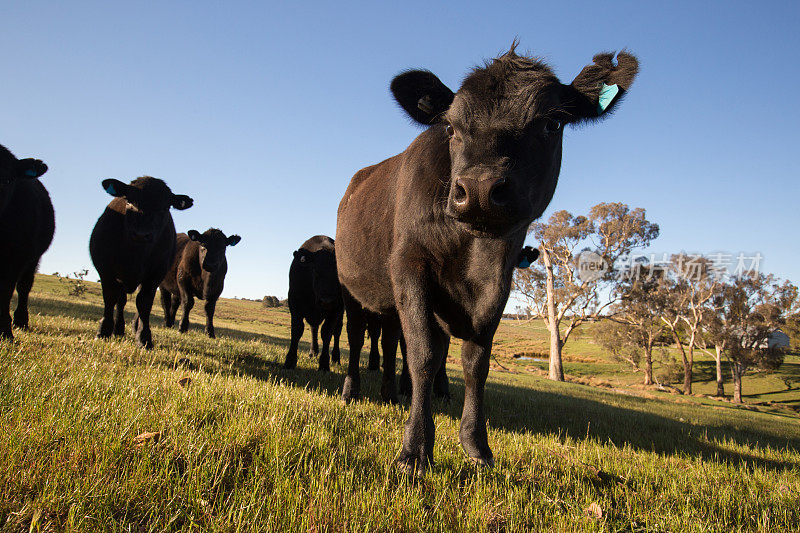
xmin=27 ymin=294 xmax=800 ymax=473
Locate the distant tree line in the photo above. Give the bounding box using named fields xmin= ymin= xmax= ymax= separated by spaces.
xmin=514 ymin=202 xmax=798 ymax=403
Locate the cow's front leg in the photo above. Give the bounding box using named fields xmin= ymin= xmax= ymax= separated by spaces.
xmin=134 ymin=285 xmax=157 ymax=349
xmin=204 ymin=299 xmax=217 ymax=338
xmin=318 ymin=315 xmax=333 ymax=372
xmin=177 ymin=281 xmax=194 ymax=333
xmin=459 ymin=339 xmax=493 ymax=467
xmin=393 ymin=263 xmax=444 ymax=475
xmin=309 ymin=323 xmax=319 ymax=358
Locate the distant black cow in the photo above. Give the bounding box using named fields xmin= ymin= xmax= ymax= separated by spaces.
xmin=159 ymin=228 xmax=241 ymax=338
xmin=336 ymin=45 xmax=638 ymax=473
xmin=89 ymin=177 xmax=193 ymax=349
xmin=285 ymin=235 xmax=343 ymax=371
xmin=0 ymin=144 xmax=54 ymax=340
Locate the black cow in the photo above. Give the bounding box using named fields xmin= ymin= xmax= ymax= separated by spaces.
xmin=159 ymin=229 xmax=241 ymax=338
xmin=336 ymin=45 xmax=638 ymax=473
xmin=0 ymin=144 xmax=54 ymax=340
xmin=89 ymin=177 xmax=193 ymax=348
xmin=285 ymin=235 xmax=343 ymax=372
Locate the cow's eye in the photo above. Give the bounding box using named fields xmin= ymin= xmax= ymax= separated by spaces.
xmin=445 ymin=124 xmax=454 ymax=138
xmin=544 ymin=119 xmax=562 ymax=134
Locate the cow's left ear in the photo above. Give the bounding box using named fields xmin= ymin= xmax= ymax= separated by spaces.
xmin=171 ymin=194 xmax=193 ymax=210
xmin=188 ymin=230 xmax=202 ymax=243
xmin=17 ymin=158 xmax=48 ymax=179
xmin=516 ymin=246 xmax=539 ymax=269
xmin=227 ymin=235 xmax=241 ymax=247
xmin=563 ymin=51 xmax=638 ymax=123
xmin=102 ymin=178 xmax=129 ymax=197
xmin=390 ymin=70 xmax=455 ymax=126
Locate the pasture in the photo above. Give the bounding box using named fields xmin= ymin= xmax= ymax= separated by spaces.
xmin=1 ymin=275 xmax=799 ymax=531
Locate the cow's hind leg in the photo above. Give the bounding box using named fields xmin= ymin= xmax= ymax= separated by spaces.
xmin=309 ymin=322 xmax=319 ymax=358
xmin=341 ymin=289 xmax=366 ymax=402
xmin=367 ymin=313 xmax=381 ymax=371
xmin=284 ymin=311 xmax=304 ymax=369
xmin=379 ymin=313 xmax=400 ymax=404
xmin=12 ymin=262 xmax=36 ymax=330
xmin=97 ymin=279 xmax=122 ymax=339
xmin=331 ymin=308 xmax=342 ymax=365
xmin=459 ymin=339 xmax=493 ymax=467
xmin=114 ymin=291 xmax=126 ymax=336
xmin=433 ymin=337 xmax=451 ymax=400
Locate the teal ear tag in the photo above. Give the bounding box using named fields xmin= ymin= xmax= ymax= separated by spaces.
xmin=597 ymin=83 xmax=619 ymax=114
xmin=105 ymin=183 xmax=116 ymax=195
xmin=25 ymin=169 xmax=39 ymax=177
xmin=517 ymin=257 xmax=531 ymax=269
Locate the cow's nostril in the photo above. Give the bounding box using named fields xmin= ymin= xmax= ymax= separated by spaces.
xmin=489 ymin=178 xmax=510 ymax=207
xmin=453 ymin=180 xmax=468 ymax=205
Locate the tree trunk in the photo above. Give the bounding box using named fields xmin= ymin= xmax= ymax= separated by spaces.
xmin=643 ymin=341 xmax=653 ymax=386
xmin=714 ymin=344 xmax=725 ymax=397
xmin=732 ymin=362 xmax=744 ymax=403
xmin=542 ymin=248 xmax=564 ymax=381
xmin=683 ymin=363 xmax=692 ymax=395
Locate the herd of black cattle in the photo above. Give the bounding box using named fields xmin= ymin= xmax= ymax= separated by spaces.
xmin=0 ymin=45 xmax=638 ymax=473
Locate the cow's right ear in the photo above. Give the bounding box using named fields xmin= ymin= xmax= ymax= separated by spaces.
xmin=101 ymin=178 xmax=128 ymax=197
xmin=17 ymin=158 xmax=48 ymax=179
xmin=188 ymin=230 xmax=202 ymax=243
xmin=171 ymin=194 xmax=193 ymax=210
xmin=390 ymin=70 xmax=455 ymax=126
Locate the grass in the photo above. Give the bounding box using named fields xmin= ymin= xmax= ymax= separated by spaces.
xmin=1 ymin=275 xmax=799 ymax=531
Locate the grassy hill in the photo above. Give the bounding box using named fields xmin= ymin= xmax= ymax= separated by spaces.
xmin=1 ymin=275 xmax=799 ymax=531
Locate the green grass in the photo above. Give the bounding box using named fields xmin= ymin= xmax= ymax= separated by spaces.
xmin=1 ymin=275 xmax=799 ymax=531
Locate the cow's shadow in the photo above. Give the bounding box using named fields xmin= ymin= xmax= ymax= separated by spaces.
xmin=26 ymin=294 xmax=800 ymax=473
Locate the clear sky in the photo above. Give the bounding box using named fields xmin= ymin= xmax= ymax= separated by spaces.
xmin=2 ymin=0 xmax=798 ymax=299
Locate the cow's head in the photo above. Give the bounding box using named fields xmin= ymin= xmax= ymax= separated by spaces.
xmin=391 ymin=44 xmax=638 ymax=238
xmin=0 ymin=144 xmax=48 ymax=215
xmin=101 ymin=176 xmax=192 ymax=243
xmin=187 ymin=228 xmax=240 ymax=273
xmin=294 ymin=244 xmax=340 ymax=311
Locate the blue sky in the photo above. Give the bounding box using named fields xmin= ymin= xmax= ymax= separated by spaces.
xmin=2 ymin=0 xmax=798 ymax=299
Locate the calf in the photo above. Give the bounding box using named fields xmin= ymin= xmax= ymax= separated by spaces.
xmin=0 ymin=144 xmax=54 ymax=340
xmin=336 ymin=45 xmax=638 ymax=473
xmin=285 ymin=235 xmax=343 ymax=372
xmin=159 ymin=228 xmax=241 ymax=338
xmin=89 ymin=177 xmax=193 ymax=348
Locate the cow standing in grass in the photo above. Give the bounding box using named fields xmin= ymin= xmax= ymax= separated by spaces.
xmin=284 ymin=235 xmax=343 ymax=372
xmin=0 ymin=144 xmax=54 ymax=340
xmin=90 ymin=177 xmax=193 ymax=349
xmin=336 ymin=45 xmax=638 ymax=473
xmin=159 ymin=228 xmax=241 ymax=338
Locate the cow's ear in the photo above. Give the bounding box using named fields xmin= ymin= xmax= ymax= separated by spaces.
xmin=227 ymin=235 xmax=241 ymax=247
xmin=17 ymin=158 xmax=48 ymax=179
xmin=102 ymin=178 xmax=128 ymax=197
xmin=188 ymin=230 xmax=202 ymax=242
xmin=516 ymin=246 xmax=539 ymax=269
xmin=171 ymin=194 xmax=193 ymax=210
xmin=390 ymin=70 xmax=455 ymax=126
xmin=563 ymin=51 xmax=638 ymax=124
